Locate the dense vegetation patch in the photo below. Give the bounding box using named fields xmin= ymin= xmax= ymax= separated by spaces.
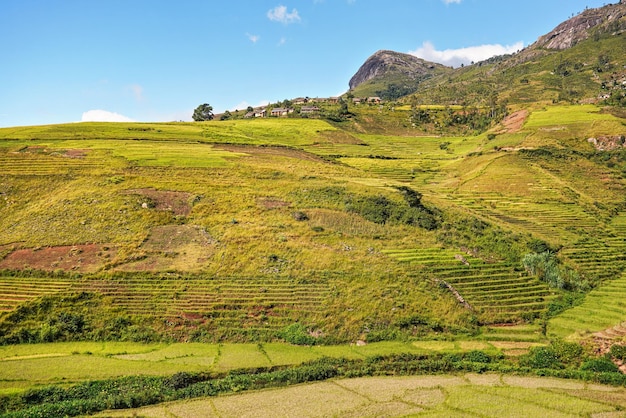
xmin=346 ymin=187 xmax=440 ymax=230
xmin=522 ymin=252 xmax=589 ymax=291
xmin=0 ymin=292 xmax=160 ymax=345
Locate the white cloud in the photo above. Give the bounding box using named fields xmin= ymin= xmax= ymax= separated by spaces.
xmin=81 ymin=109 xmax=134 ymax=122
xmin=409 ymin=41 xmax=524 ymax=68
xmin=267 ymin=5 xmax=301 ymax=24
xmin=278 ymin=37 xmax=287 ymax=46
xmin=442 ymin=0 xmax=461 ymax=4
xmin=246 ymin=33 xmax=260 ymax=43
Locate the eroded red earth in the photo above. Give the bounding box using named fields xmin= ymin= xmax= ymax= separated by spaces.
xmin=0 ymin=244 xmax=116 ymax=273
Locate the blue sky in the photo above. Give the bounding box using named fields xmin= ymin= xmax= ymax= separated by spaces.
xmin=0 ymin=0 xmax=611 ymax=127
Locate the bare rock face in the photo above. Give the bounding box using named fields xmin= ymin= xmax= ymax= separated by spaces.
xmin=348 ymin=50 xmax=445 ymax=90
xmin=588 ymin=135 xmax=626 ymax=151
xmin=533 ymin=2 xmax=626 ymax=50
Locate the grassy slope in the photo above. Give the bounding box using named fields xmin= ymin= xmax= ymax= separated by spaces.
xmin=0 ymin=104 xmax=625 ymax=342
xmin=0 ymin=105 xmax=626 ymax=416
xmin=407 ymin=29 xmax=626 ymax=107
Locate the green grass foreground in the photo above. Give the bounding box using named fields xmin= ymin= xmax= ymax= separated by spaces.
xmin=0 ymin=340 xmax=512 ymax=394
xmin=2 ymin=345 xmax=626 ymax=417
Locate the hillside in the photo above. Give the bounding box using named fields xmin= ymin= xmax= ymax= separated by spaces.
xmin=1 ymin=100 xmax=625 ymax=344
xmin=1 ymin=102 xmax=626 ymax=415
xmin=348 ymin=2 xmax=626 ymax=107
xmin=0 ymin=3 xmax=624 ymax=348
xmin=3 ymin=4 xmax=626 ymax=416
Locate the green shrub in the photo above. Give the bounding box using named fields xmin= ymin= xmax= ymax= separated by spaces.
xmin=552 ymin=339 xmax=584 ymax=367
xmin=521 ymin=340 xmax=584 ymax=370
xmin=279 ymin=323 xmax=317 ymax=345
xmin=346 ymin=191 xmax=439 ymax=230
xmin=610 ymin=344 xmax=626 ymax=361
xmin=522 ymin=252 xmax=588 ymax=291
xmin=465 ymin=350 xmax=492 ymax=363
xmin=520 ymin=346 xmax=562 ymax=369
xmin=580 ymin=358 xmax=620 ymax=373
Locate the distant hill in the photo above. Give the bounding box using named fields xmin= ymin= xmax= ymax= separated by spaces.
xmin=348 ymin=50 xmax=451 ymax=99
xmin=348 ymin=1 xmax=626 ymax=106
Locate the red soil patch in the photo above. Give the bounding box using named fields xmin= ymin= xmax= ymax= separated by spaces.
xmin=257 ymin=197 xmax=291 ymax=209
xmin=123 ymin=189 xmax=194 ymax=216
xmin=499 ymin=110 xmax=529 ymax=134
xmin=587 ymin=322 xmax=626 ymax=374
xmin=0 ymin=244 xmax=116 ymax=273
xmin=63 ymin=149 xmax=88 ymax=158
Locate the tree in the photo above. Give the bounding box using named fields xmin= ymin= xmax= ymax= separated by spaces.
xmin=192 ymin=103 xmax=214 ymax=121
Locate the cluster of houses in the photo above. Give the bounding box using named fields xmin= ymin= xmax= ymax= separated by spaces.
xmin=243 ymin=96 xmax=383 ymax=119
xmin=245 ymin=106 xmax=321 ymax=118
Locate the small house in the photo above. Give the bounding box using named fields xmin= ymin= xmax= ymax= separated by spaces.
xmin=271 ymin=108 xmax=292 ymax=117
xmin=300 ymin=106 xmax=320 ymax=114
xmin=368 ymin=96 xmax=382 ymax=103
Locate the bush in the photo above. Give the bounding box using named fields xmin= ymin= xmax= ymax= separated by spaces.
xmin=522 ymin=252 xmax=588 ymax=291
xmin=346 ymin=190 xmax=439 ymax=230
xmin=520 ymin=346 xmax=562 ymax=369
xmin=279 ymin=323 xmax=316 ymax=345
xmin=610 ymin=344 xmax=626 ymax=361
xmin=580 ymin=358 xmax=620 ymax=373
xmin=292 ymin=211 xmax=309 ymax=221
xmin=465 ymin=350 xmax=492 ymax=363
xmin=520 ymin=340 xmax=585 ymax=370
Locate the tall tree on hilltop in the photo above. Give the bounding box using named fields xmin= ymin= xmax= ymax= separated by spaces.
xmin=192 ymin=103 xmax=214 ymax=121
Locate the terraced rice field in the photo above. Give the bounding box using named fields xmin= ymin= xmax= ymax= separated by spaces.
xmin=442 ymin=191 xmax=602 ymax=242
xmin=97 ymin=374 xmax=626 ymax=418
xmin=0 ymin=147 xmax=105 ymax=175
xmin=383 ymin=248 xmax=556 ymax=323
xmin=0 ymin=276 xmax=73 ymax=312
xmin=303 ymin=135 xmax=475 ymax=182
xmin=76 ymin=276 xmax=329 ymax=332
xmin=0 ymin=274 xmax=329 ymax=334
xmin=548 ymin=271 xmax=626 ymax=339
xmin=556 ymin=214 xmax=626 ymax=283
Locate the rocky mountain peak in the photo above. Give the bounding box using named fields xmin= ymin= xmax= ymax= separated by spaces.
xmin=348 ymin=50 xmax=445 ymax=91
xmin=533 ymin=2 xmax=626 ymax=50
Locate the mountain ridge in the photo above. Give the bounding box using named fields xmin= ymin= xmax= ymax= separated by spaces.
xmin=348 ymin=1 xmax=626 ymax=104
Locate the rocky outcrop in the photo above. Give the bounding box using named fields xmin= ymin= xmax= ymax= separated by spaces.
xmin=348 ymin=50 xmax=446 ymax=91
xmin=588 ymin=135 xmax=626 ymax=151
xmin=436 ymin=279 xmax=473 ymax=311
xmin=533 ymin=2 xmax=626 ymax=50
